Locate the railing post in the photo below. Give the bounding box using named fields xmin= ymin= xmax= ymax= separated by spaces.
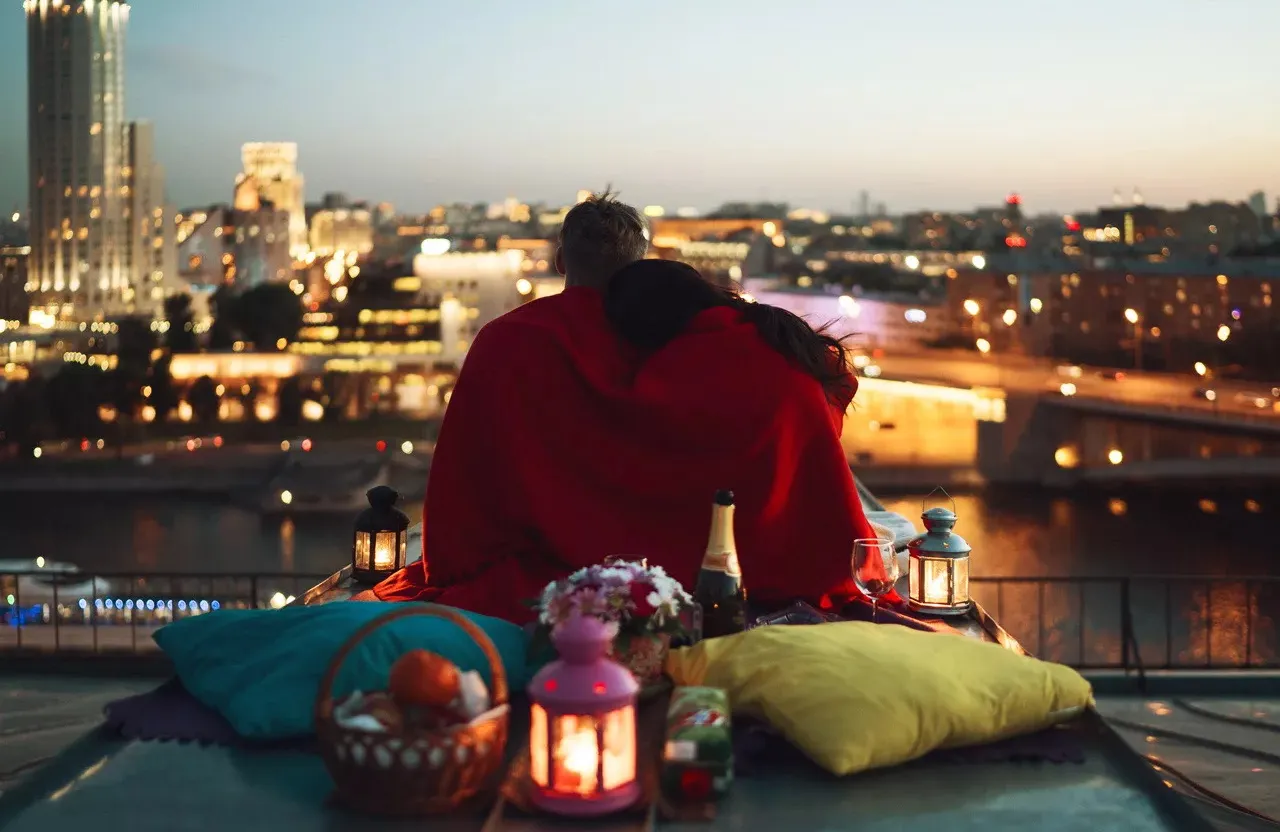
xmin=92 ymin=572 xmax=99 ymax=653
xmin=1037 ymin=582 xmax=1046 ymax=660
xmin=1245 ymin=580 xmax=1254 ymax=669
xmin=1077 ymin=583 xmax=1087 ymax=667
xmin=52 ymin=580 xmax=60 ymax=653
xmin=1205 ymin=581 xmax=1213 ymax=668
xmin=130 ymin=574 xmax=138 ymax=653
xmin=1120 ymin=578 xmax=1131 ymax=672
xmin=14 ymin=570 xmax=21 ymax=649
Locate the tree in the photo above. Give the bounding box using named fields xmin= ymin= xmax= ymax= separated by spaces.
xmin=148 ymin=353 xmax=180 ymax=423
xmin=275 ymin=376 xmax=303 ymax=427
xmin=205 ymin=283 xmax=303 ymax=351
xmin=104 ymin=317 xmax=159 ymax=455
xmin=188 ymin=376 xmax=220 ymax=425
xmin=110 ymin=316 xmax=156 ymax=412
xmin=207 ymin=285 xmax=239 ymax=350
xmin=0 ymin=377 xmax=49 ymax=458
xmin=237 ymin=283 xmax=303 ymax=349
xmin=163 ymin=293 xmax=199 ymax=353
xmin=44 ymin=364 xmax=108 ymax=438
xmin=321 ymin=370 xmax=347 ymax=421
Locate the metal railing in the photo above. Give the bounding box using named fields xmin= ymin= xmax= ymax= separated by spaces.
xmin=6 ymin=566 xmax=1276 ymax=670
xmin=971 ymin=575 xmax=1280 ymax=671
xmin=0 ymin=570 xmax=330 ymax=655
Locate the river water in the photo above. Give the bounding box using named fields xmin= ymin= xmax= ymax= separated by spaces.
xmin=2 ymin=486 xmax=1276 ymax=665
xmin=2 ymin=486 xmax=1271 ymax=578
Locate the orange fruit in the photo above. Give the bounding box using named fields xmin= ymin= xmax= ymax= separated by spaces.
xmin=388 ymin=649 xmax=461 ymax=709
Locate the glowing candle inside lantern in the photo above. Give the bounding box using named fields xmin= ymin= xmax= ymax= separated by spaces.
xmin=373 ymin=531 xmax=398 ymax=570
xmin=924 ymin=559 xmax=951 ymax=605
xmin=554 ymin=717 xmax=600 ymax=795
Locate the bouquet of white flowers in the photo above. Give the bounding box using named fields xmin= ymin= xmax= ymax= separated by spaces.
xmin=536 ymin=559 xmax=693 ymax=638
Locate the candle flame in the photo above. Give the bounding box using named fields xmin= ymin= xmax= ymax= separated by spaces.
xmin=556 ymin=725 xmax=599 ymax=795
xmin=561 ymin=732 xmax=597 ymax=777
xmin=925 ymin=562 xmax=950 ymax=604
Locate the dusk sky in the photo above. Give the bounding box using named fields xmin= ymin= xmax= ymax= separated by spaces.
xmin=1 ymin=0 xmax=1276 ymax=216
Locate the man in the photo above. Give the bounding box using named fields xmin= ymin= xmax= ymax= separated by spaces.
xmin=371 ymin=192 xmax=883 ymax=622
xmin=368 ymin=192 xmax=648 ymax=611
xmin=552 ymin=191 xmax=652 ymax=291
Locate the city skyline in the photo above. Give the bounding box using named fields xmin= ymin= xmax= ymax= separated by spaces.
xmin=1 ymin=0 xmax=1277 ymax=215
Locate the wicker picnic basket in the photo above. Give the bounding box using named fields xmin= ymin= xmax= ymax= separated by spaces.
xmin=314 ymin=604 xmax=510 ymax=816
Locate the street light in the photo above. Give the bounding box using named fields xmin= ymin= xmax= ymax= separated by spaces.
xmin=1217 ymin=324 xmax=1231 ymax=342
xmin=1002 ymin=309 xmax=1017 ymax=326
xmin=1124 ymin=308 xmax=1142 ymax=370
xmin=1194 ymin=362 xmax=1207 ymax=376
xmin=975 ymin=338 xmax=991 ymax=355
xmin=963 ymin=299 xmax=980 ymax=317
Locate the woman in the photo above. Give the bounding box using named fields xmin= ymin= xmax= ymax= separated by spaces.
xmin=370 ymin=259 xmax=885 ymax=622
xmin=604 ymin=260 xmax=857 ymax=414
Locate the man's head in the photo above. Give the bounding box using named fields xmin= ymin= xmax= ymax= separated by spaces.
xmin=555 ymin=190 xmax=649 ymax=289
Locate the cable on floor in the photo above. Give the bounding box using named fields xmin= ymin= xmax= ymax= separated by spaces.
xmin=1144 ymin=754 xmax=1280 ymax=829
xmin=1104 ymin=715 xmax=1280 ymax=768
xmin=0 ymin=755 xmax=53 ymax=783
xmin=1171 ymin=698 xmax=1280 ymax=736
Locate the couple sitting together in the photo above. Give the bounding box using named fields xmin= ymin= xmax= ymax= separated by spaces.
xmin=369 ymin=192 xmax=884 ymax=622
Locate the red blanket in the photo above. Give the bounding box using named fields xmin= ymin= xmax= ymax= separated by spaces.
xmin=372 ymin=287 xmax=889 ymax=622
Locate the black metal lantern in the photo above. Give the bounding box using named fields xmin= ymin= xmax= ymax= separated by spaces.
xmin=351 ymin=485 xmax=409 ymax=584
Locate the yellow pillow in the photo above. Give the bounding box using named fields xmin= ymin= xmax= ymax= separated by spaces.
xmin=664 ymin=621 xmax=1092 ymax=776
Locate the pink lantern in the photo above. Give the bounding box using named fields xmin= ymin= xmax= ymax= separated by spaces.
xmin=527 ymin=613 xmax=640 ymax=816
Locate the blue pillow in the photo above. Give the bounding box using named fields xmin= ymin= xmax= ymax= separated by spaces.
xmin=153 ymin=602 xmax=530 ymax=740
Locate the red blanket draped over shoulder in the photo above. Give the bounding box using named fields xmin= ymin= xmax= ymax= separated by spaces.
xmin=372 ymin=287 xmax=887 ymax=623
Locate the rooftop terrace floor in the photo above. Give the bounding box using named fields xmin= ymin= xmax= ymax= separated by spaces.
xmin=0 ymin=675 xmax=156 ymax=797
xmin=1094 ymin=694 xmax=1280 ymax=827
xmin=4 ymin=673 xmax=1279 ymax=831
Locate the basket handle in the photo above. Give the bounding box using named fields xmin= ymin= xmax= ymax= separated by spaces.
xmin=313 ymin=603 xmax=510 ymax=724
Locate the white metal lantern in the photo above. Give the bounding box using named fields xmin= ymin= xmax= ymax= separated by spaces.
xmin=906 ymin=504 xmax=972 ymax=616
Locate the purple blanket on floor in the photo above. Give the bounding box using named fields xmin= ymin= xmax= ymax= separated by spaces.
xmin=102 ymin=679 xmax=1084 ymax=765
xmin=102 ymin=678 xmax=308 ymax=750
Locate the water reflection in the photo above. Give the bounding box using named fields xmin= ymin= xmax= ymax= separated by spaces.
xmin=279 ymin=517 xmax=295 ymax=571
xmin=879 ymin=487 xmax=1277 ymax=578
xmin=131 ymin=511 xmax=162 ymax=570
xmin=0 ymin=495 xmax=422 ymax=576
xmin=881 ymin=487 xmax=1280 ymax=667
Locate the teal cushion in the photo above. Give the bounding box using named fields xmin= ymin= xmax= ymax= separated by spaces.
xmin=153 ymin=602 xmax=530 ymax=740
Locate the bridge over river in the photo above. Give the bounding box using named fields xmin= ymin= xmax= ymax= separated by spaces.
xmin=845 ymin=351 xmax=1280 ymax=487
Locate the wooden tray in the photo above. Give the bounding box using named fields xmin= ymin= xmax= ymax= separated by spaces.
xmin=481 ymin=748 xmax=656 ymax=831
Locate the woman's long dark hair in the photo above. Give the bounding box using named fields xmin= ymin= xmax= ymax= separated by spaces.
xmin=603 ymin=259 xmax=855 ymax=405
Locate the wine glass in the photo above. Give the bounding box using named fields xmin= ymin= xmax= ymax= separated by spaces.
xmin=852 ymin=538 xmax=900 ymax=623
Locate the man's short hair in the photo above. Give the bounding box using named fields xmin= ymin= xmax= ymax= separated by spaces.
xmin=558 ymin=190 xmax=649 ymax=284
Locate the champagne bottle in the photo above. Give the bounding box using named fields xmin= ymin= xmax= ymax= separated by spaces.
xmin=693 ymin=489 xmax=748 ymax=639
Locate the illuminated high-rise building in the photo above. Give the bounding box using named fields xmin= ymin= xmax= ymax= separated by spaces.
xmin=25 ymin=0 xmax=132 ymax=321
xmin=125 ymin=120 xmax=177 ymax=311
xmin=234 ymin=142 xmax=307 ymax=258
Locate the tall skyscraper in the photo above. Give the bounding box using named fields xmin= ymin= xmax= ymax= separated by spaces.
xmin=234 ymin=142 xmax=307 ymax=258
xmin=25 ymin=0 xmax=132 ymax=321
xmin=126 ymin=120 xmax=177 ymax=309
